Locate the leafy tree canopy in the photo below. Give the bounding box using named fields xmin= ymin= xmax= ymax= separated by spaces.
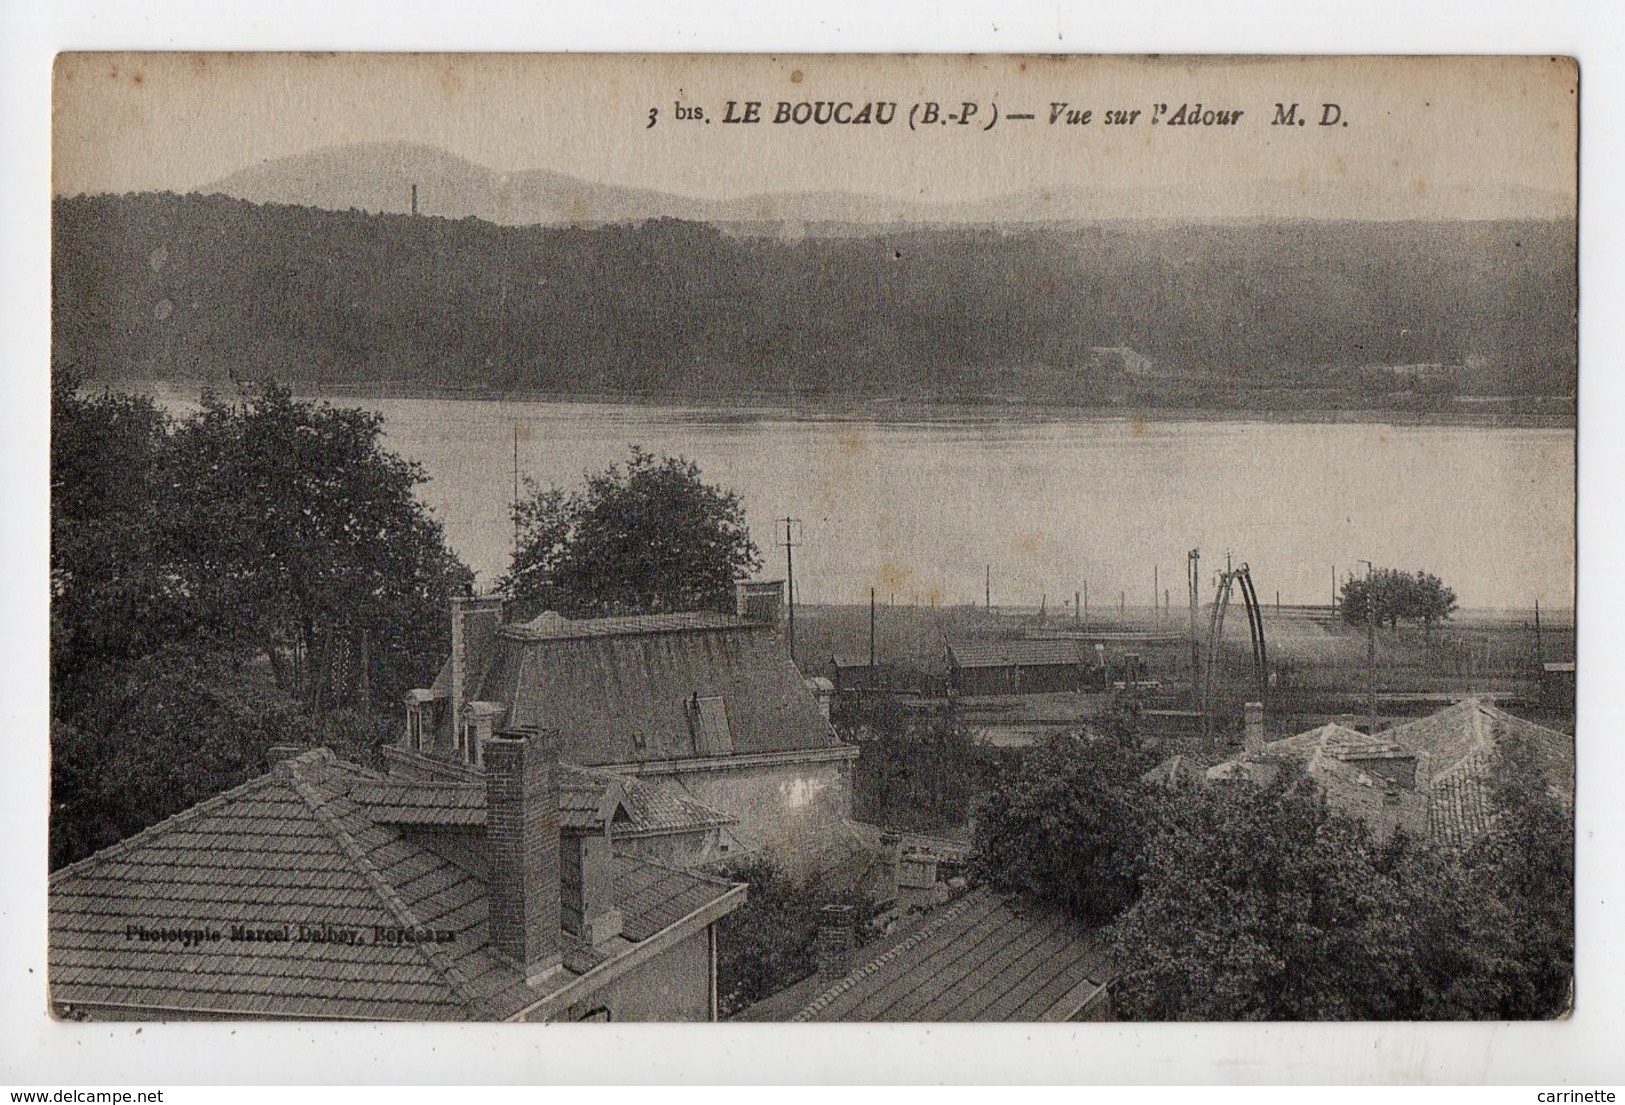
xmin=50 ymin=372 xmax=470 ymax=867
xmin=968 ymin=721 xmax=1573 ymax=1020
xmin=970 ymin=728 xmax=1155 ymax=926
xmin=162 ymin=383 xmax=471 ymax=711
xmin=1340 ymin=567 xmax=1459 ymax=632
xmin=501 ymin=446 xmax=760 ymax=619
xmin=713 ymin=856 xmax=882 ymax=1019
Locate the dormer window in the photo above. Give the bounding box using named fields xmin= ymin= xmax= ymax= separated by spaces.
xmin=685 ymin=693 xmax=733 ymax=756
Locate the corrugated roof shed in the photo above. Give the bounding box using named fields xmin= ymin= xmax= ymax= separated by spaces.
xmin=734 ymin=887 xmax=1110 ymax=1022
xmin=49 ymin=751 xmax=742 ymax=1021
xmin=947 ymin=640 xmax=1083 ymax=669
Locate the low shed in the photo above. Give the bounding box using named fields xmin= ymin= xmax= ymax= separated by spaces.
xmin=946 ymin=639 xmax=1085 ymax=696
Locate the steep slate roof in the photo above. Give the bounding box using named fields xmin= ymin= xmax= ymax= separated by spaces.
xmin=734 ymin=887 xmax=1110 ymax=1022
xmin=465 ymin=616 xmax=841 ymax=766
xmin=49 ymin=751 xmax=741 ymax=1021
xmin=947 ymin=639 xmax=1082 ymax=669
xmin=508 ymin=611 xmax=751 ymax=640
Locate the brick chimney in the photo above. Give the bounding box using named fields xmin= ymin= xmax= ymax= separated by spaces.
xmin=561 ymin=828 xmax=623 ymax=947
xmin=449 ymin=595 xmax=505 ymax=726
xmin=735 ymin=579 xmax=785 ymax=626
xmin=1243 ymin=701 xmax=1266 ymax=753
xmin=815 ymin=904 xmax=855 ymax=979
xmin=877 ymin=831 xmax=903 ymax=904
xmin=483 ymin=727 xmax=562 ymax=983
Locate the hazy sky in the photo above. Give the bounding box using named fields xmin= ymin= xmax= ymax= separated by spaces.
xmin=54 ymin=53 xmax=1576 ymax=218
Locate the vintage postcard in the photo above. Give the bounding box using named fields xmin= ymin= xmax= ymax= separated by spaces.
xmin=47 ymin=53 xmax=1576 ymax=1026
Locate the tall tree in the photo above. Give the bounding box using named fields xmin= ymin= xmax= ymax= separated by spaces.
xmin=162 ymin=383 xmax=471 ymax=712
xmin=500 ymin=446 xmax=761 ymax=619
xmin=50 ymin=369 xmax=191 ymax=702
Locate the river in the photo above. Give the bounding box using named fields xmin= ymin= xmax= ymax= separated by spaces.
xmin=329 ymin=398 xmax=1573 ymax=611
xmin=144 ymin=388 xmax=1573 ymax=609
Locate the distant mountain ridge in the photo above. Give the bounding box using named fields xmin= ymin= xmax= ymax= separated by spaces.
xmin=200 ymin=141 xmax=1574 ymax=230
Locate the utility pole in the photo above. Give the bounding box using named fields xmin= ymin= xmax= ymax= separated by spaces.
xmin=1083 ymin=580 xmax=1088 ymax=622
xmin=1359 ymin=560 xmax=1376 ymax=734
xmin=985 ymin=564 xmax=991 ymax=612
xmin=1075 ymin=590 xmax=1081 ymax=623
xmin=511 ymin=425 xmax=521 ymax=566
xmin=869 ymin=587 xmax=877 ymax=672
xmin=1187 ymin=549 xmax=1201 ymax=694
xmin=780 ymin=517 xmax=800 ymax=663
xmin=1533 ymin=598 xmax=1545 ymax=670
xmin=1153 ymin=565 xmax=1159 ymax=618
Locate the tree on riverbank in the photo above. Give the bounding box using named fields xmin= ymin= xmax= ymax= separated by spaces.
xmin=1341 ymin=568 xmax=1458 ymax=637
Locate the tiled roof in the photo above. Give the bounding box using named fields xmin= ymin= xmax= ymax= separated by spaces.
xmin=467 ymin=617 xmax=842 ymax=766
xmin=614 ymin=776 xmax=737 ymax=836
xmin=349 ymin=781 xmax=488 ymax=825
xmin=1427 ymin=754 xmax=1498 ymax=851
xmin=49 ymin=751 xmax=742 ymax=1021
xmin=506 ymin=611 xmax=752 ymax=641
xmin=947 ymin=639 xmax=1082 ymax=669
xmin=1306 ymin=756 xmax=1430 ymax=843
xmin=736 ymin=887 xmax=1110 ymax=1022
xmin=1141 ymin=754 xmax=1200 ymax=787
xmin=351 ymin=767 xmax=734 ymax=837
xmin=606 ymin=856 xmax=740 ymax=942
xmin=1386 ymin=698 xmax=1574 ymax=796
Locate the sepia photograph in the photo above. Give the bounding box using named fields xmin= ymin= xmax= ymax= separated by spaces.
xmin=40 ymin=47 xmax=1582 ymax=1038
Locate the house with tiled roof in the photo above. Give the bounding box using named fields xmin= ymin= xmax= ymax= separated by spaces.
xmin=394 ymin=582 xmax=857 ymax=869
xmin=1205 ymin=698 xmax=1574 ymax=850
xmin=1384 ymin=697 xmax=1574 ymax=851
xmin=731 ymin=886 xmax=1113 ymax=1022
xmin=49 ymin=731 xmax=746 ymax=1021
